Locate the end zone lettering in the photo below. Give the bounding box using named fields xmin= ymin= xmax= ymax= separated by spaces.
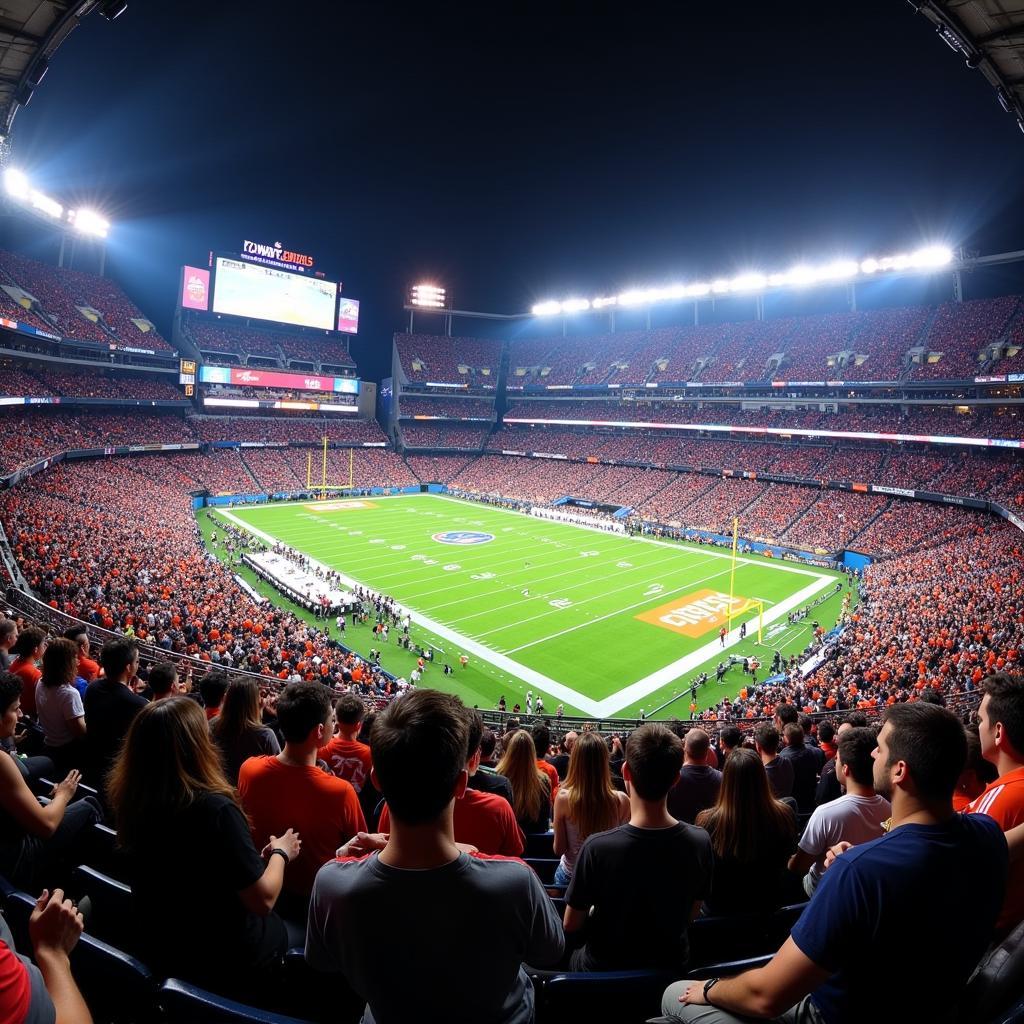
xmin=636 ymin=588 xmax=752 ymax=637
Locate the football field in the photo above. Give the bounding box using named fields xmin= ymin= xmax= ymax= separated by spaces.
xmin=212 ymin=494 xmax=849 ymax=719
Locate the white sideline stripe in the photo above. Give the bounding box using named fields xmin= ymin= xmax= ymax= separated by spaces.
xmin=214 ymin=507 xmax=608 ymax=716
xmin=218 ymin=495 xmax=839 ymax=716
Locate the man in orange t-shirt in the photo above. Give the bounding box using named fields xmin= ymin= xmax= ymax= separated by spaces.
xmin=239 ymin=682 xmax=366 ymax=911
xmin=317 ymin=692 xmax=372 ymax=793
xmin=968 ymin=673 xmax=1024 ymax=933
xmin=532 ymin=724 xmax=559 ymax=803
xmin=64 ymin=626 xmax=100 ymax=683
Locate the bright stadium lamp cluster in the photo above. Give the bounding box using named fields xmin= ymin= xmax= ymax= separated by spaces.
xmin=410 ymin=283 xmax=447 ymax=308
xmin=3 ymin=168 xmax=111 ymax=238
xmin=531 ymin=245 xmax=955 ymax=315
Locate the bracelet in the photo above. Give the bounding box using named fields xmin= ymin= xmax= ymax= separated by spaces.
xmin=269 ymin=847 xmax=290 ymax=864
xmin=703 ymin=978 xmax=721 ymax=1004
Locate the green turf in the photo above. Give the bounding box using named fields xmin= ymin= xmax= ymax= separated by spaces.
xmin=207 ymin=494 xmax=853 ymax=719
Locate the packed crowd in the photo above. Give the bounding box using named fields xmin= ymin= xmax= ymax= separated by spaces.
xmin=189 ymin=416 xmax=386 ymax=444
xmin=397 ymin=396 xmax=496 ymax=419
xmin=0 ymin=250 xmax=173 ymax=351
xmin=399 ymin=424 xmax=488 ymax=449
xmin=394 ymin=333 xmax=502 ymax=385
xmin=0 ymin=364 xmax=184 ymax=400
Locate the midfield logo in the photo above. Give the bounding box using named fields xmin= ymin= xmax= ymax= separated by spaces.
xmin=431 ymin=531 xmax=495 ymax=545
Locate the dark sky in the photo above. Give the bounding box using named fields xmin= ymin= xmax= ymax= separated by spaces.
xmin=5 ymin=0 xmax=1024 ymax=383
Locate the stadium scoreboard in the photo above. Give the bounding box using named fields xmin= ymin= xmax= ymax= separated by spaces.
xmin=178 ymin=238 xmax=360 ymax=335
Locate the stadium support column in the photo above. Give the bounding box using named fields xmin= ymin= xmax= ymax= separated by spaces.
xmin=727 ymin=517 xmax=739 ymax=633
xmin=953 ymin=269 xmax=964 ymax=303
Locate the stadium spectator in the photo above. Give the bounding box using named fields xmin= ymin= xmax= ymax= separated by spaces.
xmin=564 ymin=724 xmax=712 ymax=971
xmin=753 ymin=723 xmax=793 ymax=800
xmin=532 ymin=724 xmax=560 ymax=801
xmin=82 ymin=640 xmax=146 ymax=794
xmin=62 ymin=626 xmax=99 ymax=684
xmin=0 ymin=887 xmax=92 ymax=1024
xmin=9 ymin=627 xmax=46 ymax=719
xmin=495 ymin=729 xmax=550 ymax=833
xmin=463 ymin=710 xmax=513 ymax=806
xmin=968 ymin=673 xmax=1024 ymax=934
xmin=954 ymin=726 xmax=998 ymax=812
xmin=145 ymin=662 xmax=179 ymax=701
xmin=552 ymin=731 xmax=630 ymax=885
xmin=317 ymin=693 xmax=372 ymax=793
xmin=813 ymin=721 xmax=854 ymax=808
xmin=238 ymin=682 xmax=365 ymax=913
xmin=787 ymin=728 xmax=890 ymax=897
xmin=666 ymin=729 xmax=722 ymax=826
xmin=0 ymin=672 xmax=100 ymax=892
xmin=199 ymin=671 xmax=229 ymax=722
xmin=377 ymin=709 xmax=526 ymax=856
xmin=717 ymin=725 xmax=743 ymax=760
xmin=695 ymin=748 xmax=797 ymax=916
xmin=660 ymin=703 xmax=1007 ymax=1023
xmin=0 ymin=617 xmax=15 ymax=670
xmin=305 ymin=689 xmax=563 ymax=1023
xmin=34 ymin=638 xmax=86 ymax=777
xmin=109 ymin=697 xmax=300 ymax=993
xmin=779 ymin=723 xmax=825 ymax=813
xmin=548 ymin=730 xmax=577 ymax=780
xmin=210 ymin=677 xmax=281 ymax=785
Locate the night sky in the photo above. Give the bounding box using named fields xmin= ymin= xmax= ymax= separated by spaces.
xmin=4 ymin=1 xmax=1024 ymax=384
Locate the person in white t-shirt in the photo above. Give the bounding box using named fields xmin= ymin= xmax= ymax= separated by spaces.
xmin=787 ymin=727 xmax=890 ymax=896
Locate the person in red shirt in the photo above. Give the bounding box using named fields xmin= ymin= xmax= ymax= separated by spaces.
xmin=317 ymin=693 xmax=372 ymax=794
xmin=238 ymin=682 xmax=365 ymax=917
xmin=63 ymin=626 xmax=99 ymax=684
xmin=532 ymin=724 xmax=559 ymax=803
xmin=8 ymin=627 xmax=46 ymax=719
xmin=968 ymin=672 xmax=1024 ymax=933
xmin=378 ymin=706 xmax=525 ymax=857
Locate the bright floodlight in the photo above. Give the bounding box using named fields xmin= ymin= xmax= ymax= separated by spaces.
xmin=30 ymin=190 xmax=62 ymax=219
xmin=911 ymin=245 xmax=953 ymax=268
xmin=561 ymin=298 xmax=591 ymax=313
xmin=3 ymin=168 xmax=29 ymax=200
xmin=532 ymin=300 xmax=563 ymax=316
xmin=71 ymin=209 xmax=110 ymax=237
xmin=410 ymin=283 xmax=447 ymax=308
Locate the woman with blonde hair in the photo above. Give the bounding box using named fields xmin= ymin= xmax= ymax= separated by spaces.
xmin=496 ymin=729 xmax=551 ymax=833
xmin=553 ymin=731 xmax=629 ymax=885
xmin=210 ymin=676 xmax=280 ymax=784
xmin=108 ymin=696 xmax=300 ymax=993
xmin=695 ymin=746 xmax=796 ymax=915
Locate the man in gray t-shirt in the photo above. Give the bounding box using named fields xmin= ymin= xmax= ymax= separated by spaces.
xmin=306 ymin=690 xmax=564 ymax=1024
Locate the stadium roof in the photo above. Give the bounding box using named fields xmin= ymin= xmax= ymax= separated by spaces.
xmin=912 ymin=1 xmax=1024 ymax=134
xmin=0 ymin=0 xmax=103 ymax=140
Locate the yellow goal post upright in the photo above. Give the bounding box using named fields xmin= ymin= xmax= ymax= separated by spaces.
xmin=727 ymin=516 xmax=764 ymax=643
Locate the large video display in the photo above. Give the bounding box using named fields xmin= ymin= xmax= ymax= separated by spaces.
xmin=198 ymin=366 xmax=359 ymax=394
xmin=211 ymin=256 xmax=337 ymax=331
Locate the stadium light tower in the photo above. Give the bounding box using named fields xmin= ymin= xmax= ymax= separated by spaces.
xmin=408 ymin=283 xmax=449 ymax=332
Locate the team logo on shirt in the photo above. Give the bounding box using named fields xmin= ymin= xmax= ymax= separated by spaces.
xmin=636 ymin=589 xmax=755 ymax=637
xmin=431 ymin=531 xmax=495 ymax=545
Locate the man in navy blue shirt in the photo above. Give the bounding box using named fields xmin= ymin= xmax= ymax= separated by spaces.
xmin=658 ymin=702 xmax=1007 ymax=1024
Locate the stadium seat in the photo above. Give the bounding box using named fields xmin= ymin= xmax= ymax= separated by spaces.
xmin=84 ymin=822 xmax=131 ymax=882
xmin=531 ymin=967 xmax=678 ymax=1024
xmin=688 ymin=903 xmax=808 ymax=966
xmin=280 ymin=947 xmax=363 ymax=1024
xmin=4 ymin=887 xmax=156 ymax=1023
xmin=689 ymin=954 xmax=773 ymax=980
xmin=525 ymin=856 xmax=559 ymax=884
xmin=524 ymin=831 xmax=555 ymax=858
xmin=160 ymin=978 xmax=317 ymax=1024
xmin=71 ymin=864 xmax=133 ymax=950
xmin=36 ymin=776 xmax=100 ymax=803
xmin=958 ymin=918 xmax=1024 ymax=1024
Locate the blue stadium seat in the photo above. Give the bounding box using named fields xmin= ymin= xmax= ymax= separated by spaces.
xmin=533 ymin=967 xmax=677 ymax=1023
xmin=86 ymin=822 xmax=131 ymax=882
xmin=280 ymin=947 xmax=363 ymax=1024
xmin=525 ymin=856 xmax=559 ymax=883
xmin=71 ymin=864 xmax=133 ymax=950
xmin=36 ymin=776 xmax=100 ymax=802
xmin=524 ymin=831 xmax=555 ymax=858
xmin=690 ymin=954 xmax=773 ymax=980
xmin=160 ymin=978 xmax=317 ymax=1024
xmin=4 ymin=887 xmax=155 ymax=1023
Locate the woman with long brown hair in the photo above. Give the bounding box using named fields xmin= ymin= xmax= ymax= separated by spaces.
xmin=553 ymin=731 xmax=629 ymax=886
xmin=107 ymin=696 xmax=300 ymax=992
xmin=210 ymin=676 xmax=280 ymax=784
xmin=695 ymin=746 xmax=797 ymax=915
xmin=496 ymin=730 xmax=551 ymax=833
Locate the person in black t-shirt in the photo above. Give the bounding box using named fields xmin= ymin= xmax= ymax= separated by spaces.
xmin=107 ymin=696 xmax=301 ymax=997
xmin=564 ymin=724 xmax=712 ymax=972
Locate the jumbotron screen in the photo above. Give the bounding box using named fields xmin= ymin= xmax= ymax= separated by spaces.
xmin=211 ymin=256 xmax=338 ymax=331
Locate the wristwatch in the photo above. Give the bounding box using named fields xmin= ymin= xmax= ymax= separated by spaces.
xmin=703 ymin=978 xmax=721 ymax=1004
